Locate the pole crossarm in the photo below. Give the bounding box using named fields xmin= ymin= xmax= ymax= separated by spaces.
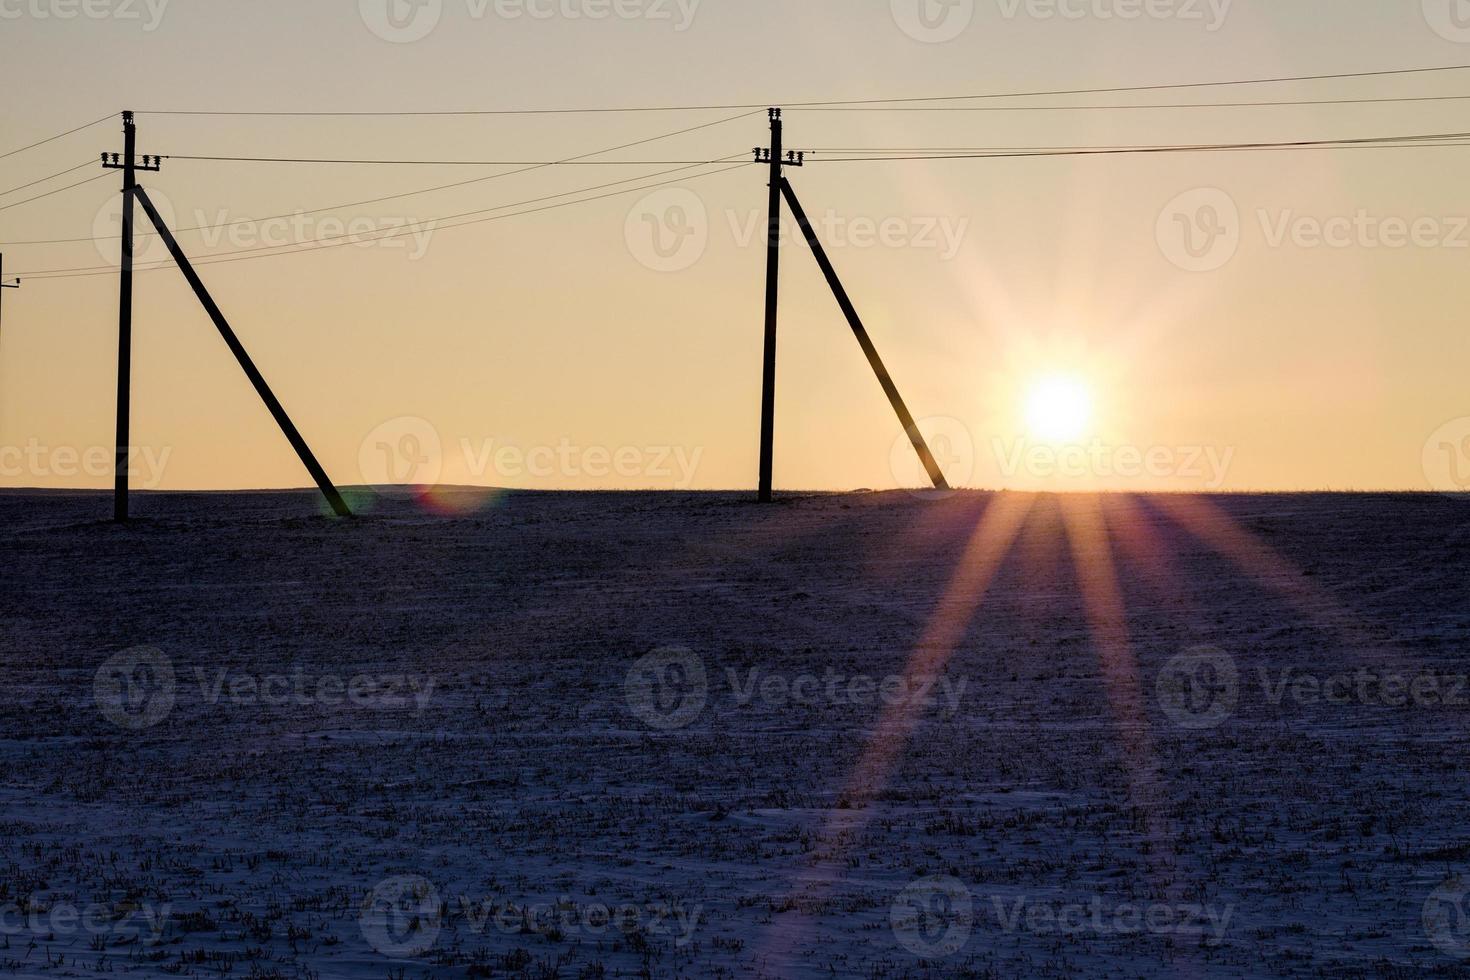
xmin=778 ymin=177 xmax=950 ymax=492
xmin=132 ymin=187 xmax=352 ymax=518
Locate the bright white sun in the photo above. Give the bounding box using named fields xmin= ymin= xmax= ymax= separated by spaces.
xmin=1024 ymin=375 xmax=1094 ymax=443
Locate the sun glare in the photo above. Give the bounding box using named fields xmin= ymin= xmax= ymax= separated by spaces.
xmin=1024 ymin=374 xmax=1094 ymax=443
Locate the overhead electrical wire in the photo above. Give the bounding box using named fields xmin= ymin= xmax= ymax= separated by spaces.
xmin=0 ymin=113 xmax=114 ymax=162
xmin=161 ymin=154 xmax=748 ymax=166
xmin=10 ymin=65 xmax=1470 ymax=277
xmin=0 ymin=172 xmax=111 ymax=213
xmin=133 ymin=63 xmax=1470 ymax=115
xmin=0 ymin=161 xmax=96 ymax=197
xmin=799 ymin=131 xmax=1470 ymax=161
xmin=0 ymin=109 xmax=762 ymax=246
xmin=805 ymin=95 xmax=1470 ymax=111
xmin=12 ymin=162 xmax=748 ymax=282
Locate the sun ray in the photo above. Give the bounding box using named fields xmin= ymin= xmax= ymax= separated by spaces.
xmin=1147 ymin=494 xmax=1380 ymax=650
xmin=754 ymin=492 xmax=1035 ymax=966
xmin=1100 ymin=493 xmax=1197 ymax=617
xmin=1058 ymin=495 xmax=1174 ymax=866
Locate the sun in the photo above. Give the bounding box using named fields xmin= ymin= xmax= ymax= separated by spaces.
xmin=1024 ymin=374 xmax=1094 ymax=443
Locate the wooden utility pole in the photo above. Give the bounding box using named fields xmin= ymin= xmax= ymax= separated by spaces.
xmin=101 ymin=111 xmax=350 ymax=519
xmin=101 ymin=111 xmax=161 ymax=522
xmin=755 ymin=108 xmax=803 ymax=503
xmin=751 ymin=110 xmax=950 ymax=495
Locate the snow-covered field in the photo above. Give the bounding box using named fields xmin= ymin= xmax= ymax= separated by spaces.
xmin=1 ymin=488 xmax=1469 ymax=978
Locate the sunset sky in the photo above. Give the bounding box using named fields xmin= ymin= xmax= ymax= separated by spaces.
xmin=2 ymin=1 xmax=1469 ymax=493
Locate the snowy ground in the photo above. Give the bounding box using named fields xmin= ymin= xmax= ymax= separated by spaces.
xmin=1 ymin=489 xmax=1469 ymax=978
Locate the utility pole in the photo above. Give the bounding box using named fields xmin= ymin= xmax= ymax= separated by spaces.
xmin=750 ymin=113 xmax=949 ymax=494
xmin=101 ymin=111 xmax=161 ymax=522
xmin=754 ymin=108 xmax=803 ymax=503
xmin=99 ymin=112 xmax=347 ymax=519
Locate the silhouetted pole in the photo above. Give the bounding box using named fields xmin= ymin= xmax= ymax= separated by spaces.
xmin=101 ymin=111 xmax=160 ymax=522
xmin=757 ymin=109 xmax=782 ymax=502
xmin=780 ymin=178 xmax=950 ymax=491
xmin=754 ymin=109 xmax=804 ymax=502
xmin=133 ymin=187 xmax=352 ymax=518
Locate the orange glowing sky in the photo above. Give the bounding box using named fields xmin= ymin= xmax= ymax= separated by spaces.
xmin=2 ymin=2 xmax=1469 ymax=493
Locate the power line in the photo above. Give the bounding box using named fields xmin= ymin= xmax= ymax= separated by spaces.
xmin=163 ymin=154 xmax=749 ymax=166
xmin=0 ymin=109 xmax=761 ymax=247
xmin=0 ymin=161 xmax=96 ymax=197
xmin=134 ymin=63 xmax=1470 ymax=115
xmin=807 ymin=95 xmax=1470 ymax=112
xmin=0 ymin=113 xmax=113 ymax=162
xmin=12 ymin=163 xmax=747 ymax=281
xmin=0 ymin=173 xmax=111 ymax=213
xmin=14 ymin=157 xmax=745 ymax=276
xmin=130 ymin=127 xmax=1470 ymax=169
xmin=809 ymin=135 xmax=1470 ymax=152
xmin=801 ymin=131 xmax=1470 ymax=162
